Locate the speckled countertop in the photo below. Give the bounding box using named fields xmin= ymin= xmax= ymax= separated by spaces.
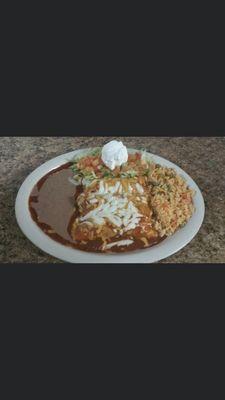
xmin=1 ymin=136 xmax=225 ymax=263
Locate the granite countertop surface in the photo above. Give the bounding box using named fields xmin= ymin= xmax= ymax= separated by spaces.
xmin=1 ymin=136 xmax=225 ymax=264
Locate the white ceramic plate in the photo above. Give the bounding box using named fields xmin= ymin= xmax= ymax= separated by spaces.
xmin=15 ymin=148 xmax=205 ymax=263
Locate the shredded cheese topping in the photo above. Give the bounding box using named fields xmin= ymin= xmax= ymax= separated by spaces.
xmin=79 ymin=180 xmax=145 ymax=234
xmin=103 ymin=239 xmax=134 ymax=249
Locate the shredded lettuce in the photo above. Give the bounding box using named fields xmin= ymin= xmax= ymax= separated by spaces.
xmin=70 ymin=147 xmax=101 ymax=164
xmin=121 ymin=170 xmax=137 ymax=178
xmin=103 ymin=170 xmax=114 ymax=178
xmin=70 ymin=147 xmax=155 ymax=185
xmin=89 ymin=147 xmax=101 ymax=156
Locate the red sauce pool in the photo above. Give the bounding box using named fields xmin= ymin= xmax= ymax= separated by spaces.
xmin=29 ymin=162 xmax=165 ymax=253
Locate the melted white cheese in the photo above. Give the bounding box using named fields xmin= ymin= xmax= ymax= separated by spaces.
xmin=80 ymin=180 xmax=146 ymax=233
xmin=104 ymin=239 xmax=134 ymax=249
xmin=136 ymin=183 xmax=144 ymax=194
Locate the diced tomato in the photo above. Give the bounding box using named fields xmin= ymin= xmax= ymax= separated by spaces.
xmin=84 ymin=157 xmax=92 ymax=167
xmin=133 ymin=227 xmax=142 ymax=236
xmin=74 ymin=226 xmax=90 ymax=241
xmin=135 ymin=152 xmax=141 ymax=160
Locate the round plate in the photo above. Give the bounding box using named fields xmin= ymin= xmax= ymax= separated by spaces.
xmin=15 ymin=148 xmax=205 ymax=263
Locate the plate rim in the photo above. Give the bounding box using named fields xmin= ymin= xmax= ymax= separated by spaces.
xmin=15 ymin=148 xmax=205 ymax=263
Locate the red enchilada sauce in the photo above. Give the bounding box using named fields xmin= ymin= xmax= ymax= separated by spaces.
xmin=29 ymin=162 xmax=164 ymax=253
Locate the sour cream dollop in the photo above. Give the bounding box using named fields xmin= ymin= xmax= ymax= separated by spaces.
xmin=101 ymin=140 xmax=128 ymax=170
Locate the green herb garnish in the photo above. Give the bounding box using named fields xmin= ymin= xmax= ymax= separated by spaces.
xmin=103 ymin=170 xmax=114 ymax=178
xmin=143 ymin=169 xmax=150 ymax=176
xmin=121 ymin=170 xmax=137 ymax=178
xmin=89 ymin=147 xmax=101 ymax=156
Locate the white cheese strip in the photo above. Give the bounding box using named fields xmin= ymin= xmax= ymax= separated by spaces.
xmin=118 ymin=209 xmax=128 ymax=217
xmin=79 ymin=221 xmax=93 ymax=226
xmin=129 ymin=202 xmax=142 ymax=217
xmin=109 ymin=181 xmax=120 ymax=194
xmin=68 ymin=177 xmax=80 ymax=186
xmin=80 ymin=202 xmax=104 ymax=221
xmin=122 ymin=212 xmax=132 ymax=226
xmin=91 ymin=216 xmax=105 ymax=225
xmin=124 ymin=218 xmax=141 ymax=232
xmin=109 ymin=205 xmax=119 ymax=213
xmin=107 ymin=214 xmax=122 ymax=227
xmin=136 ymin=183 xmax=144 ymax=194
xmin=124 ymin=223 xmax=136 ymax=231
xmin=104 ymin=239 xmax=134 ymax=249
xmin=98 ymin=180 xmax=105 ymax=194
xmin=89 ymin=198 xmax=98 ymax=204
xmin=118 ymin=184 xmax=123 ymax=194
